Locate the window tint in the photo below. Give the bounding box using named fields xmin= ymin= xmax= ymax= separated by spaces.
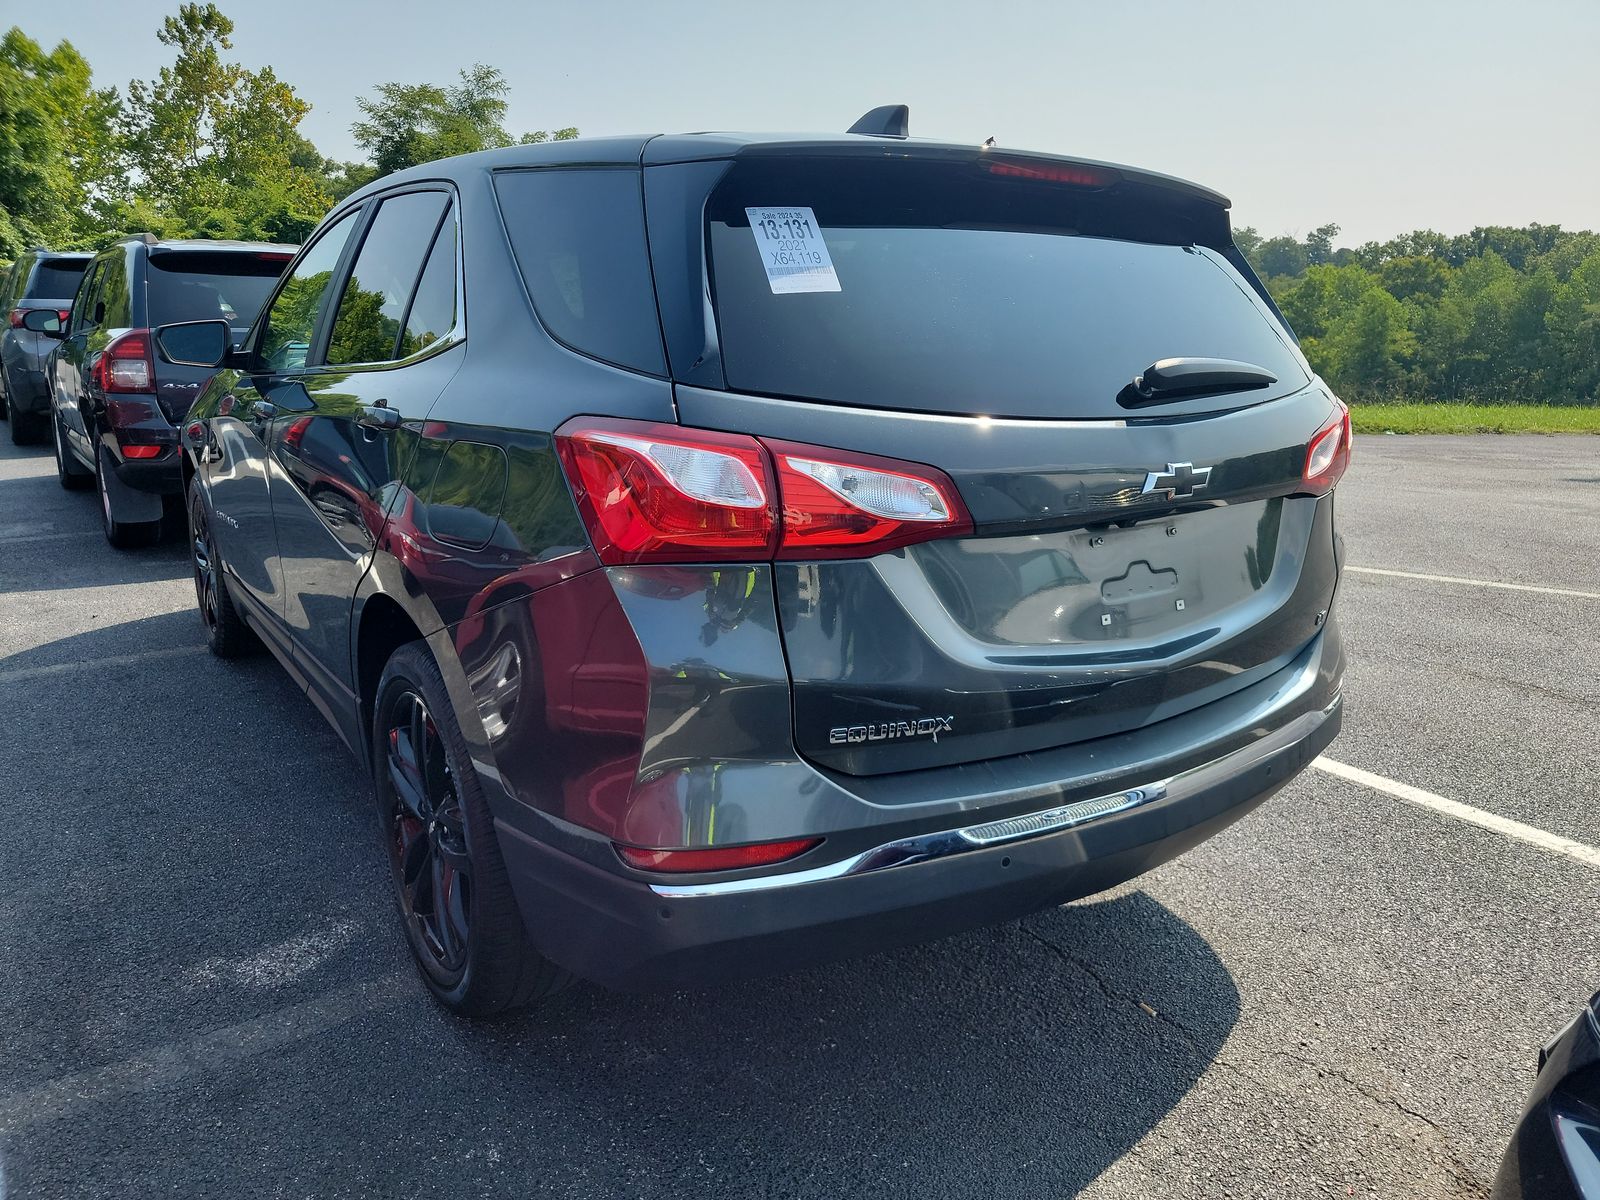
xmin=98 ymin=255 xmax=133 ymax=328
xmin=148 ymin=252 xmax=291 ymax=330
xmin=397 ymin=222 xmax=457 ymax=359
xmin=259 ymin=210 xmax=359 ymax=373
xmin=72 ymin=263 xmax=104 ymax=332
xmin=495 ymin=169 xmax=664 ymax=375
xmin=704 ymin=159 xmax=1307 ymax=418
xmin=326 ymin=191 xmax=450 ymax=366
xmin=24 ymin=258 xmax=89 ymax=300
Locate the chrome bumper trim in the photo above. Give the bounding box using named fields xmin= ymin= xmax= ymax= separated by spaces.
xmin=648 ymin=688 xmax=1337 ymax=900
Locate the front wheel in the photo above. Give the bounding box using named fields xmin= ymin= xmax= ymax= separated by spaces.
xmin=53 ymin=412 xmax=91 ymax=490
xmin=373 ymin=643 xmax=569 ymax=1017
xmin=188 ymin=479 xmax=256 ymax=657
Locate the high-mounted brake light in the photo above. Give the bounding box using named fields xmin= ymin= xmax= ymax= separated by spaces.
xmin=1303 ymin=398 xmax=1353 ymax=493
xmin=91 ymin=329 xmax=155 ymax=394
xmin=984 ymin=159 xmax=1121 ymax=188
xmin=554 ymin=418 xmax=973 ymax=564
xmin=613 ymin=837 xmax=822 ymax=873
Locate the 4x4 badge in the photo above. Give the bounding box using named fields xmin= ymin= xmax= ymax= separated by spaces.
xmin=1142 ymin=462 xmax=1213 ymax=499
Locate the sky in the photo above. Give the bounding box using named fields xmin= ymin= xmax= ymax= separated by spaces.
xmin=16 ymin=0 xmax=1600 ymax=247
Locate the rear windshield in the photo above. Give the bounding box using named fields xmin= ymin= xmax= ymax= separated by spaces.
xmin=23 ymin=259 xmax=89 ymax=301
xmin=705 ymin=159 xmax=1306 ymax=418
xmin=147 ymin=252 xmax=292 ymax=330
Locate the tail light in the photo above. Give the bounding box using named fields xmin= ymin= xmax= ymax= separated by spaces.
xmin=766 ymin=440 xmax=972 ymax=558
xmin=6 ymin=309 xmax=22 ymax=328
xmin=555 ymin=419 xmax=776 ymax=563
xmin=614 ymin=837 xmax=822 ymax=873
xmin=1303 ymin=398 xmax=1353 ymax=493
xmin=91 ymin=329 xmax=155 ymax=394
xmin=120 ymin=444 xmax=163 ymax=460
xmin=57 ymin=309 xmax=70 ymax=325
xmin=554 ymin=417 xmax=972 ymax=564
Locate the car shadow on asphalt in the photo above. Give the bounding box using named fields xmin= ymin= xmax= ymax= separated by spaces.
xmin=469 ymin=892 xmax=1240 ymax=1198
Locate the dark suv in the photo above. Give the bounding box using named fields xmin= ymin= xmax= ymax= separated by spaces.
xmin=1 ymin=248 xmax=92 ymax=443
xmin=36 ymin=235 xmax=294 ymax=546
xmin=162 ymin=118 xmax=1349 ymax=1016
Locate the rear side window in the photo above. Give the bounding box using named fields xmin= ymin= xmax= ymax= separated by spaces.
xmin=98 ymin=255 xmax=134 ymax=328
xmin=23 ymin=258 xmax=89 ymax=301
xmin=704 ymin=159 xmax=1307 ymax=418
xmin=259 ymin=210 xmax=359 ymax=373
xmin=327 ymin=190 xmax=451 ymax=366
xmin=148 ymin=252 xmax=291 ymax=330
xmin=495 ymin=169 xmax=664 ymax=375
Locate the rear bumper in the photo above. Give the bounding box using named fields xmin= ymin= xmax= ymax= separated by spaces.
xmin=111 ymin=453 xmax=183 ymax=495
xmin=498 ymin=629 xmax=1343 ymax=990
xmin=3 ymin=366 xmax=49 ymax=414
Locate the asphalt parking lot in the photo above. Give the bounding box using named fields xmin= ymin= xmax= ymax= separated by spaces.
xmin=0 ymin=432 xmax=1596 ymax=1199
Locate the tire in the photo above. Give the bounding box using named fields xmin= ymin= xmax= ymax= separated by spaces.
xmin=188 ymin=478 xmax=256 ymax=657
xmin=373 ymin=642 xmax=570 ymax=1017
xmin=96 ymin=449 xmax=161 ymax=549
xmin=53 ymin=412 xmax=91 ymax=491
xmin=9 ymin=405 xmax=45 ymax=446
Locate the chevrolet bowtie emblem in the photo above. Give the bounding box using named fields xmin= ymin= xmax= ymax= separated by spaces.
xmin=1141 ymin=462 xmax=1212 ymax=500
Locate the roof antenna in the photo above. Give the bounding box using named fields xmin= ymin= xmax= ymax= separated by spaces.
xmin=847 ymin=104 xmax=910 ymax=139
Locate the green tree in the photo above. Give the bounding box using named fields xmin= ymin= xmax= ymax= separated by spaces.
xmin=1546 ymin=250 xmax=1600 ymax=399
xmin=119 ymin=4 xmax=329 ymax=242
xmin=352 ymin=64 xmax=577 ymax=174
xmin=0 ymin=28 xmax=124 ymax=256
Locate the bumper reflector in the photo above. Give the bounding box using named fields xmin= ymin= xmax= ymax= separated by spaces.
xmin=615 ymin=837 xmax=823 ymax=874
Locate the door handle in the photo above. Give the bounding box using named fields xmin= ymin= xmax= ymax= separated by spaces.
xmin=358 ymin=403 xmax=400 ymax=431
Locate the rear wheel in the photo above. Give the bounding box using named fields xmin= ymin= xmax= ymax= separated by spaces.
xmin=97 ymin=450 xmax=161 ymax=548
xmin=188 ymin=479 xmax=255 ymax=657
xmin=373 ymin=643 xmax=569 ymax=1017
xmin=53 ymin=412 xmax=91 ymax=490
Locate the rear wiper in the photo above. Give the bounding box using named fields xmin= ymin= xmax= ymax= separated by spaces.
xmin=1118 ymin=357 xmax=1278 ymax=409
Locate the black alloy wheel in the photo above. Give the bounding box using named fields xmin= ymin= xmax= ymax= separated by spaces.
xmin=383 ymin=689 xmax=473 ymax=976
xmin=371 ymin=643 xmax=568 ymax=1016
xmin=186 ymin=479 xmax=253 ymax=656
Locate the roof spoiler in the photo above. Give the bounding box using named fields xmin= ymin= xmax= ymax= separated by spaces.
xmin=847 ymin=104 xmax=909 ymax=139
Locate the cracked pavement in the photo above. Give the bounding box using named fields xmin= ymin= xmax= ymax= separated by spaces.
xmin=0 ymin=433 xmax=1596 ymax=1198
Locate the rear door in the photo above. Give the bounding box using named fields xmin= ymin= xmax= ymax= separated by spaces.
xmin=647 ymin=150 xmax=1342 ymax=775
xmin=264 ymin=186 xmax=462 ymax=732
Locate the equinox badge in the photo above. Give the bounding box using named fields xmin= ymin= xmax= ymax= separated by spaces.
xmin=830 ymin=716 xmax=955 ymax=745
xmin=1142 ymin=462 xmax=1213 ymax=500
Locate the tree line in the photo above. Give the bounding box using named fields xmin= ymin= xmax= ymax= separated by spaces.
xmin=0 ymin=4 xmax=575 ymax=255
xmin=1238 ymin=223 xmax=1600 ymax=404
xmin=4 ymin=5 xmax=1595 ymax=405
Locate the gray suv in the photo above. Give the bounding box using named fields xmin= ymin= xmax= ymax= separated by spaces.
xmin=1 ymin=249 xmax=91 ymax=443
xmin=163 ymin=113 xmax=1349 ymax=1016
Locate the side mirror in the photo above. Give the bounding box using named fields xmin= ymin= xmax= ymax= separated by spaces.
xmin=154 ymin=319 xmax=231 ymax=369
xmin=21 ymin=309 xmax=64 ymax=338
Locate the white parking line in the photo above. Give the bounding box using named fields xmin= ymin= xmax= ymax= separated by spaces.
xmin=1313 ymin=756 xmax=1600 ymax=869
xmin=1345 ymin=565 xmax=1600 ymax=600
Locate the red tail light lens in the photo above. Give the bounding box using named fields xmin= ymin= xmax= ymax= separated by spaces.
xmin=6 ymin=309 xmax=23 ymax=328
xmin=614 ymin=837 xmax=822 ymax=873
xmin=555 ymin=418 xmax=974 ymax=564
xmin=120 ymin=443 xmax=162 ymax=459
xmin=555 ymin=419 xmax=777 ymax=564
xmin=91 ymin=329 xmax=155 ymax=394
xmin=57 ymin=309 xmax=71 ymax=325
xmin=765 ymin=439 xmax=972 ymax=558
xmin=1303 ymin=398 xmax=1353 ymax=493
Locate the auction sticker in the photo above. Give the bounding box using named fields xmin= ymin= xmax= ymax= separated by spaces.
xmin=745 ymin=207 xmax=840 ymax=294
